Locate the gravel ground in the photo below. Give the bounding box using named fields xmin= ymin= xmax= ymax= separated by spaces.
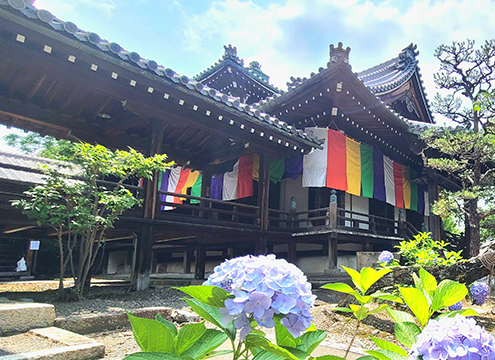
xmin=2 ymin=280 xmax=495 ymax=360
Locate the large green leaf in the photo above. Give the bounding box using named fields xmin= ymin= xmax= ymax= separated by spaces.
xmin=314 ymin=356 xmax=347 ymax=360
xmin=245 ymin=334 xmax=300 ymax=360
xmin=394 ymin=322 xmax=421 ymax=348
xmin=431 ymin=280 xmax=467 ymax=313
xmin=370 ymin=337 xmax=407 ymax=357
xmin=342 ymin=266 xmax=363 ymax=293
xmin=184 ymin=298 xmax=236 ymax=341
xmin=176 ymin=286 xmax=231 ymax=308
xmin=128 ymin=314 xmax=175 ymax=353
xmin=331 ymin=307 xmax=354 ymax=313
xmin=419 ymin=267 xmax=437 ymax=294
xmin=155 ymin=314 xmax=177 ymax=337
xmin=296 ymin=330 xmax=327 ymax=355
xmin=360 ymin=267 xmax=391 ymax=294
xmin=252 ymin=350 xmax=287 ymax=360
xmin=176 ymin=322 xmax=207 ymax=355
xmin=365 ymin=349 xmax=408 ymax=360
xmin=321 ymin=282 xmax=355 ymax=294
xmin=181 ymin=329 xmax=228 ymax=360
xmin=398 ymin=287 xmax=429 ymax=327
xmin=274 ymin=316 xmax=298 ymax=348
xmin=385 ymin=308 xmax=415 ymax=323
xmin=123 ymin=352 xmax=184 ymax=360
xmin=202 ymin=350 xmax=232 ymax=360
xmin=370 ymin=292 xmax=403 ymax=303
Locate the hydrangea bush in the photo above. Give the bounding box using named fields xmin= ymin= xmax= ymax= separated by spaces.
xmin=411 ymin=315 xmax=495 ymax=360
xmin=470 ymin=282 xmax=490 ymax=306
xmin=204 ymin=254 xmax=316 ymax=339
xmin=378 ymin=250 xmax=395 ymax=266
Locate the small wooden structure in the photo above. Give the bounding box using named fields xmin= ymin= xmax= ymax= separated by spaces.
xmin=0 ymin=1 xmax=456 ymax=286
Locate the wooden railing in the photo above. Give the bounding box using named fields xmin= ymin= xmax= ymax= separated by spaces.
xmin=154 ymin=190 xmax=420 ymax=239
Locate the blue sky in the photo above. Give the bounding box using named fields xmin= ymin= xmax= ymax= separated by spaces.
xmin=3 ymin=0 xmax=495 ymax=151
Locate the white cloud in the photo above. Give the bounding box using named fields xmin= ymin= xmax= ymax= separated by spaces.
xmin=34 ymin=0 xmax=116 ymax=18
xmin=177 ymin=0 xmax=495 ymax=102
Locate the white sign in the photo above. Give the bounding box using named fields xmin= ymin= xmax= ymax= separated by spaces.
xmin=29 ymin=240 xmax=40 ymax=251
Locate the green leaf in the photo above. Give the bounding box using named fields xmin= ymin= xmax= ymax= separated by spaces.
xmin=123 ymin=353 xmax=183 ymax=360
xmin=398 ymin=287 xmax=429 ymax=326
xmin=274 ymin=316 xmax=298 ymax=348
xmin=365 ymin=349 xmax=408 ymax=360
xmin=128 ymin=314 xmax=175 ymax=353
xmin=355 ymin=357 xmax=378 ymax=360
xmin=184 ymin=298 xmax=236 ymax=341
xmin=419 ymin=267 xmax=437 ymax=294
xmin=354 ymin=293 xmax=372 ymax=304
xmin=314 ymin=356 xmax=347 ymax=360
xmin=360 ymin=267 xmax=391 ymax=293
xmin=385 ymin=308 xmax=415 ymax=323
xmin=202 ymin=350 xmax=232 ymax=359
xmin=296 ymin=330 xmax=327 ymax=354
xmin=321 ymin=282 xmax=356 ymax=294
xmin=176 ymin=322 xmax=207 ymax=355
xmin=331 ymin=307 xmax=354 ymax=313
xmin=350 ymin=304 xmax=368 ymax=321
xmin=252 ymin=350 xmax=287 ymax=360
xmin=394 ymin=322 xmax=421 ymax=348
xmin=175 ymin=286 xmax=231 ymax=308
xmin=370 ymin=292 xmax=403 ymax=303
xmin=431 ymin=280 xmax=467 ymax=313
xmin=181 ymin=329 xmax=228 ymax=360
xmin=245 ymin=334 xmax=300 ymax=360
xmin=342 ymin=266 xmax=363 ymax=293
xmin=155 ymin=314 xmax=177 ymax=337
xmin=368 ymin=304 xmax=389 ymax=315
xmin=370 ymin=336 xmax=407 ymax=357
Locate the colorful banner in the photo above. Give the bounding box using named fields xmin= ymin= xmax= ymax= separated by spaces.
xmin=303 ymin=127 xmax=328 ymax=187
xmin=346 ymin=137 xmax=361 ymax=196
xmin=361 ymin=144 xmax=374 ymax=198
xmin=373 ymin=148 xmax=386 ymax=202
xmin=384 ymin=156 xmax=395 ymax=206
xmin=327 ymin=129 xmax=348 ymax=191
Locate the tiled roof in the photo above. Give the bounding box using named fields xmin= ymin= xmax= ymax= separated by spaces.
xmin=194 ymin=45 xmax=281 ymax=94
xmin=0 ymin=151 xmax=77 ymax=185
xmin=357 ymin=44 xmax=419 ymax=94
xmin=0 ymin=0 xmax=323 ymax=148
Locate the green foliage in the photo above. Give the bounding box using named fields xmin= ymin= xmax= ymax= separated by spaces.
xmin=3 ymin=132 xmax=74 ymax=158
xmin=12 ymin=142 xmax=173 ymax=297
xmin=125 ymin=313 xmax=228 ymax=360
xmin=322 ymin=266 xmax=402 ymax=320
xmin=395 ymin=232 xmax=463 ymax=266
xmin=127 ymin=285 xmax=335 ymax=360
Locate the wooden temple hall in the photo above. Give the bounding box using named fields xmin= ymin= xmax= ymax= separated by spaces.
xmin=0 ymin=1 xmax=449 ymax=287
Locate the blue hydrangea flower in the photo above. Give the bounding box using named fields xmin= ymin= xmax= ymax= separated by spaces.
xmin=471 ymin=282 xmax=490 ymax=306
xmin=411 ymin=314 xmax=495 ymax=360
xmin=378 ymin=250 xmax=394 ymax=265
xmin=449 ymin=301 xmax=463 ymax=311
xmin=204 ymin=254 xmax=316 ymax=338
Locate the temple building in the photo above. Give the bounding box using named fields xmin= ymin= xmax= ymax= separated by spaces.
xmin=0 ymin=0 xmax=454 ymax=285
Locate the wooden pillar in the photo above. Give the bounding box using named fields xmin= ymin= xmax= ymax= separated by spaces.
xmin=195 ymin=244 xmax=206 ymax=280
xmin=132 ymin=119 xmax=164 ymax=291
xmin=327 ymin=233 xmax=338 ymax=269
xmin=288 ymin=240 xmax=297 ymax=264
xmin=183 ymin=247 xmax=193 ymax=274
xmin=199 ymin=170 xmax=211 ymax=219
xmin=132 ymin=224 xmax=154 ymax=290
xmin=257 ymin=154 xmax=270 ymax=254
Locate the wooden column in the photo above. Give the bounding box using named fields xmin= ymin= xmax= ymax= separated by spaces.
xmin=257 ymin=154 xmax=270 ymax=255
xmin=195 ymin=244 xmax=206 ymax=280
xmin=288 ymin=240 xmax=297 ymax=264
xmin=199 ymin=170 xmax=211 ymax=219
xmin=132 ymin=119 xmax=165 ymax=291
xmin=183 ymin=247 xmax=193 ymax=274
xmin=327 ymin=233 xmax=338 ymax=269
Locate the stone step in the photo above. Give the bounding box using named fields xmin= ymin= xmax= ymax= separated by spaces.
xmin=0 ymin=303 xmax=55 ymax=336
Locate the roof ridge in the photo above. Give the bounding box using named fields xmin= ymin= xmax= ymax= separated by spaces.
xmin=0 ymin=1 xmax=322 ymax=148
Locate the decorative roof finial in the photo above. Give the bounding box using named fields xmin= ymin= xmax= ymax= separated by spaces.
xmin=223 ymin=44 xmax=243 ymax=66
xmin=328 ymin=42 xmax=351 ymax=67
xmin=397 ymin=43 xmax=419 ymax=70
